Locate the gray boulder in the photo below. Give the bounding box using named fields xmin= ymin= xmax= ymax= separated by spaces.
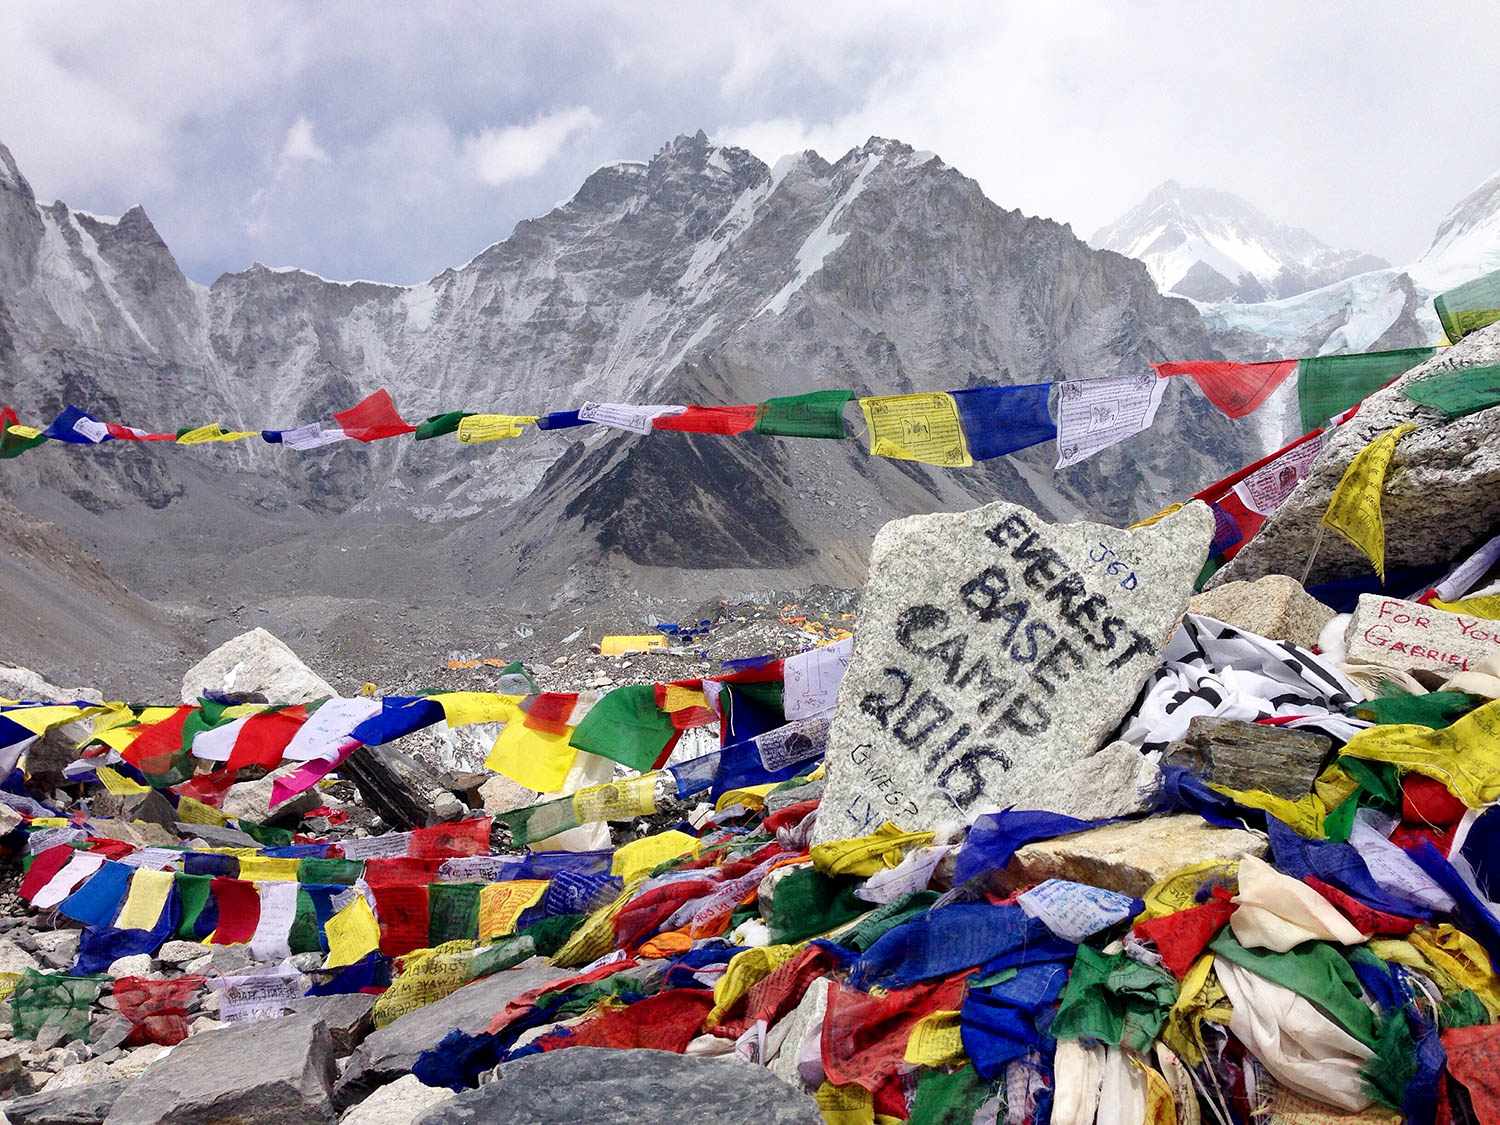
xmin=339 ymin=1076 xmax=454 ymax=1125
xmin=103 ymin=1016 xmax=337 ymax=1125
xmin=1188 ymin=576 xmax=1337 ymax=649
xmin=1 ymin=1080 xmax=125 ymax=1124
xmin=333 ymin=959 xmax=570 ymax=1108
xmin=180 ymin=628 xmax=336 ymax=705
xmin=1218 ymin=323 xmax=1500 ymax=587
xmin=417 ymin=1048 xmax=820 ymax=1125
xmin=284 ymin=993 xmax=376 ymax=1055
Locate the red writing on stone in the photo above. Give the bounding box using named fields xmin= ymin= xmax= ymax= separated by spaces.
xmin=1376 ymin=599 xmax=1431 ymax=629
xmin=1361 ymin=624 xmax=1471 ymax=669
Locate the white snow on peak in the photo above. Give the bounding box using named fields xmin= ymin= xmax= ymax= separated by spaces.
xmin=676 ymin=176 xmax=774 ymax=302
xmin=757 ymin=152 xmax=884 ymax=317
xmin=706 ymin=148 xmax=732 ymax=175
xmin=261 ymin=264 xmax=405 ymax=289
xmin=71 ymin=209 xmax=122 ymax=225
xmin=1410 ymin=167 xmax=1500 ymax=291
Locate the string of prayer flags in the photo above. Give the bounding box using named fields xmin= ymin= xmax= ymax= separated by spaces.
xmin=1153 ymin=359 xmax=1298 ymax=418
xmin=1403 ymin=363 xmax=1500 ymax=419
xmin=859 ymin=392 xmax=973 ymax=468
xmin=754 ymin=389 xmax=853 ymax=438
xmin=43 ymin=406 xmax=111 ymax=444
xmin=1321 ymin=423 xmax=1418 ymax=580
xmin=456 ymin=414 xmax=536 ymax=443
xmin=950 ymin=384 xmax=1056 ymax=462
xmin=1054 ymin=375 xmax=1165 ymax=468
xmin=1296 ymin=347 xmax=1437 ymax=432
xmin=1435 ymin=266 xmax=1500 ymax=342
xmin=277 ymin=423 xmax=349 ymax=450
xmin=176 ymin=423 xmax=257 ymax=444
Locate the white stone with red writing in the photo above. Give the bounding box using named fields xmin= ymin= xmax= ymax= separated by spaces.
xmin=1344 ymin=594 xmax=1500 ymax=674
xmin=812 ymin=498 xmax=1212 ymax=843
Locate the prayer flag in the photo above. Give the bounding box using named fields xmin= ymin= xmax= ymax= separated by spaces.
xmin=1054 ymin=376 xmax=1164 ymax=468
xmin=114 ymin=868 xmax=174 ymax=931
xmin=859 ymin=392 xmax=973 ymax=467
xmin=43 ymin=406 xmax=111 ymax=444
xmin=568 ymin=684 xmax=678 ymax=772
xmin=430 ymin=692 xmax=521 ymax=727
xmin=755 ymin=389 xmax=853 ymax=438
xmin=323 ymin=894 xmax=381 ymax=968
xmin=176 ymin=423 xmax=257 ymax=444
xmin=414 ymin=411 xmax=474 ymax=440
xmin=652 ymin=405 xmax=759 ymax=435
xmin=477 ymin=881 xmax=549 ymax=939
xmin=1322 ymin=423 xmax=1418 ymax=580
xmin=279 ymin=423 xmax=349 ymax=450
xmin=332 ymin=388 xmax=415 ymax=441
xmin=950 ymin=384 xmax=1056 ymax=462
xmin=105 ymin=423 xmax=175 ymax=441
xmin=1297 ymin=347 xmax=1436 ymax=432
xmin=577 ymin=401 xmax=686 ymax=433
xmin=1435 ymin=267 xmax=1500 ymax=341
xmin=536 ymin=410 xmax=589 ymax=430
xmin=1153 ymin=359 xmax=1297 ymax=418
xmin=1 ymin=407 xmax=47 ymax=458
xmin=485 ymin=720 xmax=578 ymax=792
xmin=456 ymin=414 xmax=536 ymax=443
xmin=1402 ymin=362 xmax=1500 ymax=419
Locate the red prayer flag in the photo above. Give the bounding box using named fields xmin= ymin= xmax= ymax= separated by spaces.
xmin=407 ymin=817 xmax=492 ymax=859
xmin=651 ymin=405 xmax=759 ymax=435
xmin=1303 ymin=876 xmax=1416 ymax=937
xmin=822 ymin=975 xmax=968 ymax=1090
xmin=521 ymin=693 xmax=578 ymax=735
xmin=1132 ymin=895 xmax=1237 ymax=979
xmin=362 ymin=857 xmax=444 ymax=886
xmin=114 ymin=975 xmax=204 ymax=1045
xmin=332 ymin=389 xmax=415 ymax=442
xmin=224 ymin=706 xmax=308 ymax=772
xmin=371 ymin=883 xmax=430 ymax=956
xmin=209 ymin=878 xmax=261 ymax=944
xmin=1154 ymin=359 xmax=1298 ymax=418
xmin=122 ymin=706 xmax=195 ymax=774
xmin=19 ymin=844 xmax=76 ymax=902
xmin=542 ymin=989 xmax=714 ymax=1053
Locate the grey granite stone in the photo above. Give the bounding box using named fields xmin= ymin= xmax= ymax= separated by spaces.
xmin=1188 ymin=576 xmax=1337 ymax=649
xmin=1162 ymin=716 xmax=1330 ymax=799
xmin=1 ymin=1079 xmax=126 ymax=1124
xmin=1344 ymin=593 xmax=1500 ymax=674
xmin=814 ymin=499 xmax=1211 ymax=841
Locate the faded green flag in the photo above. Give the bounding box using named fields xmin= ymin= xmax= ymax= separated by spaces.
xmin=1297 ymin=347 xmax=1436 ymax=432
xmin=1435 ymin=268 xmax=1500 ymax=342
xmin=1402 ymin=363 xmax=1500 ymax=418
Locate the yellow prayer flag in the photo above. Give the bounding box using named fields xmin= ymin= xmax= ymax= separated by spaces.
xmin=553 ymin=877 xmax=644 ymax=968
xmin=610 ymin=829 xmax=700 ymax=883
xmin=6 ymin=424 xmax=42 ymax=440
xmin=904 ymin=1009 xmax=966 ymax=1067
xmin=1339 ymin=698 xmax=1500 ymax=808
xmin=858 ymin=392 xmax=973 ymax=468
xmin=1139 ymin=860 xmax=1241 ymax=920
xmin=177 ymin=423 xmax=257 ymax=444
xmin=1132 ymin=1056 xmax=1179 ymax=1125
xmin=598 ymin=635 xmax=667 ymax=656
xmin=1432 ymin=594 xmax=1500 ymax=620
xmin=713 ymin=782 xmax=780 ymax=812
xmin=456 ymin=414 xmax=537 ymax=444
xmin=707 ymin=944 xmax=801 ymax=1027
xmin=115 ymin=868 xmax=173 ymax=930
xmin=28 ymin=817 xmax=69 ymax=828
xmin=572 ymin=773 xmax=659 ymax=822
xmin=236 ymin=856 xmax=301 ymax=882
xmin=477 ymin=880 xmax=549 ymax=940
xmin=1130 ymin=502 xmax=1184 ymax=529
xmin=0 ymin=972 xmax=20 ymax=1002
xmin=1321 ymin=423 xmax=1417 ymax=580
xmin=324 ymin=895 xmax=381 ymax=969
xmin=177 ymin=795 xmax=230 ymax=826
xmin=661 ymin=685 xmax=707 ymax=713
xmin=0 ymin=705 xmax=89 ymax=735
xmin=431 ymin=692 xmax=522 ymax=728
xmin=811 ymin=822 xmax=936 ymax=877
xmin=485 ymin=721 xmax=578 ymax=793
xmin=96 ymin=766 xmax=151 ymax=796
xmin=815 ymin=1082 xmax=874 ymax=1125
xmin=1409 ymin=924 xmax=1500 ymax=1017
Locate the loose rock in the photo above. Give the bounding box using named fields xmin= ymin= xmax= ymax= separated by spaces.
xmin=1188 ymin=575 xmax=1337 ymax=649
xmin=1162 ymin=716 xmax=1330 ymax=799
xmin=1343 ymin=593 xmax=1500 ymax=674
xmin=340 ymin=1075 xmax=454 ymax=1125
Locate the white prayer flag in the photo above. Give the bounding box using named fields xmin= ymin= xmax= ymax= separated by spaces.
xmin=1054 ymin=375 xmax=1167 ymax=468
xmin=577 ymin=401 xmax=686 ymax=434
xmin=783 ymin=637 xmax=854 ymax=720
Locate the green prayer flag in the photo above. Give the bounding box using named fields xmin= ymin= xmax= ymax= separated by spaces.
xmin=1440 ymin=988 xmax=1490 ymax=1029
xmin=240 ymin=823 xmax=293 ymax=848
xmin=11 ymin=971 xmax=104 ymax=1043
xmin=288 ymin=888 xmax=325 ymax=954
xmin=1355 ymin=690 xmax=1486 ymax=729
xmin=468 ymin=934 xmax=536 ymax=979
xmin=1402 ymin=363 xmax=1500 ymax=419
xmin=842 ymin=890 xmax=941 ymax=952
xmin=414 ymin=411 xmax=474 ymax=440
xmin=1434 ymin=268 xmax=1500 ymax=342
xmin=567 ymin=684 xmax=676 ymax=772
xmin=909 ymin=1065 xmax=996 ymax=1125
xmin=1340 ymin=757 xmax=1404 ymax=814
xmin=427 ymin=882 xmax=482 ymax=945
xmin=754 ymin=389 xmax=854 ymax=438
xmin=496 ymin=795 xmax=579 ymax=849
xmin=174 ymin=873 xmax=213 ymax=940
xmin=298 ymin=857 xmax=364 ymax=886
xmin=767 ymin=869 xmax=868 ymax=944
xmin=1209 ymin=930 xmax=1378 ymax=1047
xmin=1051 ymin=944 xmax=1177 ymax=1054
xmin=1297 ymin=347 xmax=1437 ymax=432
xmin=0 ymin=427 xmax=46 ymax=460
xmin=517 ymin=913 xmax=585 ymax=958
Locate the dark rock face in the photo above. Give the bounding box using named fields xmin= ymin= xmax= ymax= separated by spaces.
xmin=417 ymin=1047 xmax=821 ymax=1125
xmin=1162 ymin=716 xmax=1331 ymax=799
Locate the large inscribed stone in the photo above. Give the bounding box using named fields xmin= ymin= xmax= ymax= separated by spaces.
xmin=1344 ymin=593 xmax=1500 ymax=674
xmin=813 ymin=500 xmax=1211 ymax=842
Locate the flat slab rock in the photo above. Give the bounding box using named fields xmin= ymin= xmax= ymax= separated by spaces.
xmin=1344 ymin=593 xmax=1500 ymax=674
xmin=1162 ymin=716 xmax=1330 ymax=800
xmin=1 ymin=1079 xmax=126 ymax=1125
xmin=334 ymin=958 xmax=571 ymax=1107
xmin=814 ymin=499 xmax=1211 ymax=842
xmin=1188 ymin=576 xmax=1337 ymax=650
xmin=103 ymin=1014 xmax=336 ymax=1125
xmin=417 ymin=1047 xmax=820 ymax=1125
xmin=1000 ymin=814 xmax=1268 ymax=899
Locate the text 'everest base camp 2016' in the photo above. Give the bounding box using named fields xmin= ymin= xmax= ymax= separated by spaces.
xmin=6 ymin=77 xmax=1500 ymax=1125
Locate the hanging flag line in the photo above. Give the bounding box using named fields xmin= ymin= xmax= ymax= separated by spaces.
xmin=4 ymin=266 xmax=1494 ymax=472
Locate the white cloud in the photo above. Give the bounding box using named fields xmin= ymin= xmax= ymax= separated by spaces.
xmin=464 ymin=106 xmax=601 ymax=186
xmin=281 ymin=116 xmax=329 ymax=163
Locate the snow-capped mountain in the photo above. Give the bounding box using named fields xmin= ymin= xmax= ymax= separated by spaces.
xmin=1092 ymin=180 xmax=1387 ymax=303
xmin=0 ymin=132 xmax=1252 ymax=613
xmin=1411 ymin=168 xmax=1500 ymax=292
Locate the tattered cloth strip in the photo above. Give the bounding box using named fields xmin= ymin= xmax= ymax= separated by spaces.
xmin=1118 ymin=614 xmax=1366 ymax=750
xmin=1153 ymin=359 xmax=1298 ymax=418
xmin=1321 ymin=423 xmax=1418 ymax=581
xmin=114 ymin=975 xmax=204 ymax=1045
xmin=1403 ymin=362 xmax=1500 ymax=419
xmin=11 ymin=971 xmax=104 ymax=1043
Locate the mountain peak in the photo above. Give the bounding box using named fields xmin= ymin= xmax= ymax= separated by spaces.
xmin=1094 ymin=181 xmax=1387 ymax=302
xmin=1412 ymin=166 xmax=1500 ymax=291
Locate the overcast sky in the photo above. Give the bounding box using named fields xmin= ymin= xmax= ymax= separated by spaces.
xmin=3 ymin=1 xmax=1496 ymax=285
